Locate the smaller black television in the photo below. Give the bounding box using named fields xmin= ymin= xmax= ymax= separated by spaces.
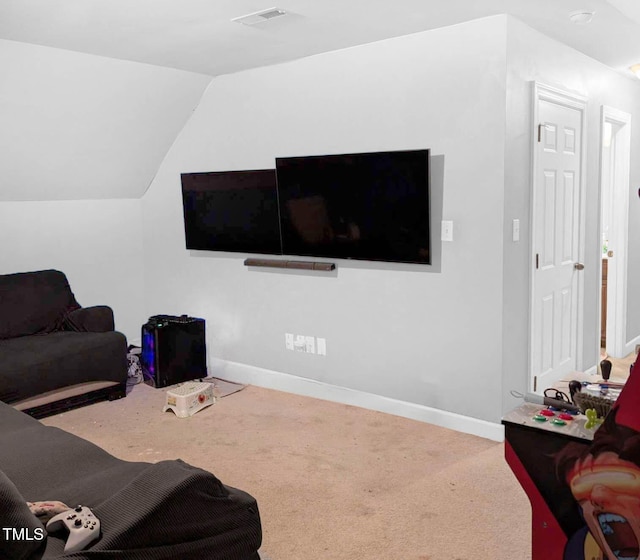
xmin=275 ymin=149 xmax=431 ymax=264
xmin=181 ymin=170 xmax=281 ymax=254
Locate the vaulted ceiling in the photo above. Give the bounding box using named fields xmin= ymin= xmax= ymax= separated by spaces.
xmin=2 ymin=0 xmax=639 ymax=201
xmin=2 ymin=0 xmax=640 ymax=78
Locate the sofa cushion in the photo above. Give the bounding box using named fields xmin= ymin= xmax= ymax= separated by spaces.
xmin=0 ymin=270 xmax=80 ymax=340
xmin=0 ymin=331 xmax=127 ymax=404
xmin=64 ymin=306 xmax=115 ymax=333
xmin=0 ymin=469 xmax=46 ymax=560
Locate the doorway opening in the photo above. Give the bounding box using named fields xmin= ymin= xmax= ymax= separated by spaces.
xmin=599 ymin=106 xmax=631 ymax=360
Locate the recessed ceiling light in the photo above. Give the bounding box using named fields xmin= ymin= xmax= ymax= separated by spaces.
xmin=232 ymin=7 xmax=287 ymax=26
xmin=569 ymin=10 xmax=595 ymax=24
xmin=630 ymin=64 xmax=640 ymax=78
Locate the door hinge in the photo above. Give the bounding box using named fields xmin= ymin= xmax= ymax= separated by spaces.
xmin=538 ymin=123 xmax=543 ymax=143
xmin=534 ymin=376 xmax=538 ymax=392
xmin=536 ymin=253 xmax=539 ymax=269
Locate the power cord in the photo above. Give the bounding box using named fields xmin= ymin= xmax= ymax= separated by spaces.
xmin=543 ymin=388 xmax=571 ymax=404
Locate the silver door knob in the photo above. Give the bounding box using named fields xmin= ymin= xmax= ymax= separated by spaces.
xmin=574 ymin=263 xmax=585 ymax=270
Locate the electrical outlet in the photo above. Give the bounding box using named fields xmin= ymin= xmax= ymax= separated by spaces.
xmin=294 ymin=335 xmax=306 ymax=352
xmin=285 ymin=333 xmax=294 ymax=351
xmin=316 ymin=337 xmax=326 ymax=356
xmin=305 ymin=336 xmax=315 ymax=354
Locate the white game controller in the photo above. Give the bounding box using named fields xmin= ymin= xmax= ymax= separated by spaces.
xmin=46 ymin=505 xmax=100 ymax=553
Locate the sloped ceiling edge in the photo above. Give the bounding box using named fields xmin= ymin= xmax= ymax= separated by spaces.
xmin=0 ymin=39 xmax=211 ymax=201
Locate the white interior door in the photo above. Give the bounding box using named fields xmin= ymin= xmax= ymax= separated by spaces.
xmin=530 ymin=84 xmax=587 ymax=393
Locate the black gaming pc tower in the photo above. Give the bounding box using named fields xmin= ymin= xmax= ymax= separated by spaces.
xmin=141 ymin=315 xmax=207 ymax=388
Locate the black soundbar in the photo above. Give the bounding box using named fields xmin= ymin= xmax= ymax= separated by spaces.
xmin=244 ymin=258 xmax=335 ymax=271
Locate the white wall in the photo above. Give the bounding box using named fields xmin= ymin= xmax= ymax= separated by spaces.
xmin=0 ymin=199 xmax=144 ymax=342
xmin=0 ymin=39 xmax=212 ymax=341
xmin=4 ymin=14 xmax=635 ymax=434
xmin=142 ymin=16 xmax=508 ymax=428
xmin=502 ymin=17 xmax=640 ymax=411
xmin=0 ymin=39 xmax=211 ymax=201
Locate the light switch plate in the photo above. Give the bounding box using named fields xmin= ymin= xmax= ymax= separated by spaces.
xmin=441 ymin=220 xmax=453 ymax=242
xmin=316 ymin=337 xmax=326 ymax=356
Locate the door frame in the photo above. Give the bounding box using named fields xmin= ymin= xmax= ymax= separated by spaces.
xmin=529 ymin=82 xmax=588 ymax=392
xmin=598 ymin=106 xmax=631 ymax=358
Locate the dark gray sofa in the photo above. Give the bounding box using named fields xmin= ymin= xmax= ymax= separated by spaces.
xmin=0 ymin=270 xmax=128 ymax=418
xmin=0 ymin=400 xmax=262 ymax=559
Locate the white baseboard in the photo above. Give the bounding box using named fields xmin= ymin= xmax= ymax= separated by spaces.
xmin=597 ymin=334 xmax=640 ymax=364
xmin=624 ymin=334 xmax=640 ymax=358
xmin=210 ymin=359 xmax=505 ymax=442
xmin=584 ymin=336 xmax=639 ymax=376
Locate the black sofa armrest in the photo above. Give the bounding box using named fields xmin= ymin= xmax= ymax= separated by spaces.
xmin=0 ymin=470 xmax=45 ymax=560
xmin=63 ymin=306 xmax=115 ymax=333
xmin=86 ymin=460 xmax=262 ymax=559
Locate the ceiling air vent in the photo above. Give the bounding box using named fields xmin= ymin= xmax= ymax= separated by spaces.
xmin=232 ymin=7 xmax=287 ymax=26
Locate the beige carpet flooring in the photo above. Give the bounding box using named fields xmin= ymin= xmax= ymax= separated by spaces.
xmin=41 ymin=382 xmax=532 ymax=559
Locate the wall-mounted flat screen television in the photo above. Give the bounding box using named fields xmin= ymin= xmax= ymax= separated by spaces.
xmin=275 ymin=149 xmax=431 ymax=264
xmin=181 ymin=169 xmax=281 ymax=254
